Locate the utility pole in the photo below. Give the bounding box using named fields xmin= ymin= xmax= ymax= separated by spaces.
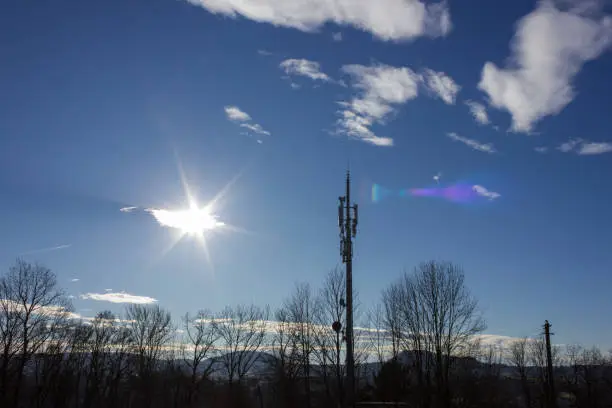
xmin=338 ymin=170 xmax=358 ymax=408
xmin=543 ymin=320 xmax=557 ymax=408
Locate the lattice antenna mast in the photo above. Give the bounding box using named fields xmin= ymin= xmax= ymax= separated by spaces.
xmin=338 ymin=170 xmax=358 ymax=408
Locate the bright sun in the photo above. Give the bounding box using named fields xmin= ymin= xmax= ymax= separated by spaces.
xmin=148 ymin=202 xmax=225 ymax=237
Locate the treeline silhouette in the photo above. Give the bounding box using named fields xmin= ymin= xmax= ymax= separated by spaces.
xmin=1 ymin=258 xmax=611 ymax=408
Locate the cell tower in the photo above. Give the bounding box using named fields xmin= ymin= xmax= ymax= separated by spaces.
xmin=338 ymin=170 xmax=358 ymax=408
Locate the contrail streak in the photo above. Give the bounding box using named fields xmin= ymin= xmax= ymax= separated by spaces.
xmin=20 ymin=244 xmax=72 ymax=255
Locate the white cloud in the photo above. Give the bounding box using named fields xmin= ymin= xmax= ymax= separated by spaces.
xmin=422 ymin=69 xmax=460 ymax=104
xmin=478 ymin=0 xmax=612 ymax=132
xmin=336 ymin=63 xmax=421 ymax=146
xmin=70 ymin=278 xmax=79 ymax=282
xmin=535 ymin=146 xmax=549 ymax=153
xmin=186 ymin=0 xmax=451 ymax=42
xmin=257 ymin=49 xmax=273 ymax=56
xmin=80 ymin=292 xmax=158 ymax=304
xmin=578 ymin=141 xmax=612 ymax=155
xmin=447 ymin=132 xmax=497 ymax=153
xmin=465 ymin=100 xmax=490 ymax=125
xmin=119 ymin=206 xmax=138 ymax=213
xmin=332 ymin=32 xmax=343 ymax=41
xmin=224 ymin=106 xmax=271 ymax=139
xmin=433 ymin=172 xmax=442 ymax=184
xmin=473 ymin=185 xmax=501 ymax=200
xmin=224 ymin=106 xmax=252 ymax=122
xmin=557 ymin=138 xmax=612 ymax=154
xmin=240 ymin=123 xmax=271 ymax=136
xmin=558 ymin=138 xmax=582 ymax=152
xmin=280 ymin=58 xmax=332 ymax=82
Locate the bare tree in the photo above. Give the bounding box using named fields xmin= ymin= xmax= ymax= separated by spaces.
xmin=271 ymin=306 xmax=302 ymax=407
xmin=386 ymin=261 xmax=486 ymax=408
xmin=565 ymin=345 xmax=609 ymax=408
xmin=529 ymin=335 xmax=561 ymax=408
xmin=283 ymin=282 xmax=318 ymax=408
xmin=82 ymin=311 xmax=118 ymax=408
xmin=367 ymin=304 xmax=390 ymax=367
xmin=0 ymin=259 xmax=72 ymax=408
xmin=313 ymin=267 xmax=346 ymax=406
xmin=105 ymin=318 xmax=133 ymax=407
xmin=181 ymin=310 xmax=219 ymax=405
xmin=125 ymin=303 xmax=174 ymax=407
xmin=212 ymin=304 xmax=269 ymax=387
xmin=510 ymin=337 xmax=533 ymax=408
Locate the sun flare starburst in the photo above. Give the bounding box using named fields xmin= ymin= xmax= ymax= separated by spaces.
xmin=148 ymin=204 xmax=225 ymax=236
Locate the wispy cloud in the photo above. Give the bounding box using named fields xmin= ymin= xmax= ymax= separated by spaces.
xmin=447 ymin=132 xmax=497 ymax=153
xmin=578 ymin=142 xmax=612 ymax=155
xmin=421 ymin=69 xmax=460 ymax=105
xmin=240 ymin=123 xmax=271 ymax=136
xmin=478 ymin=0 xmax=612 ymax=132
xmin=19 ymin=244 xmax=72 ymax=256
xmin=557 ymin=138 xmax=612 ymax=155
xmin=535 ymin=146 xmax=549 ymax=153
xmin=280 ymin=58 xmax=332 ymax=83
xmin=557 ymin=138 xmax=582 ymax=152
xmin=433 ymin=172 xmax=442 ymax=184
xmin=465 ymin=100 xmax=490 ymax=125
xmin=120 ymin=206 xmax=138 ymax=213
xmin=80 ymin=292 xmax=158 ymax=304
xmin=224 ymin=106 xmax=252 ymax=122
xmin=332 ymin=32 xmax=343 ymax=42
xmin=70 ymin=278 xmax=80 ymax=282
xmin=336 ymin=63 xmax=421 ymax=146
xmin=224 ymin=106 xmax=271 ymax=140
xmin=473 ymin=185 xmax=501 ymax=200
xmin=186 ymin=0 xmax=451 ymax=42
xmin=257 ymin=49 xmax=273 ymax=56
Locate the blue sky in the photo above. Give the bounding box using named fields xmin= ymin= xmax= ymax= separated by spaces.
xmin=2 ymin=0 xmax=612 ymax=349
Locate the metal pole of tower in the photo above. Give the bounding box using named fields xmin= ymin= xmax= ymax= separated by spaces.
xmin=338 ymin=170 xmax=358 ymax=408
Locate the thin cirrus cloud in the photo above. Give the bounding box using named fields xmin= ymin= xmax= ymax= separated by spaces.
xmin=465 ymin=100 xmax=490 ymax=125
xmin=224 ymin=105 xmax=271 ymax=141
xmin=119 ymin=206 xmax=138 ymax=213
xmin=240 ymin=123 xmax=271 ymax=136
xmin=421 ymin=68 xmax=460 ymax=105
xmin=80 ymin=291 xmax=158 ymax=304
xmin=478 ymin=0 xmax=612 ymax=133
xmin=224 ymin=106 xmax=252 ymax=122
xmin=19 ymin=244 xmax=72 ymax=256
xmin=280 ymin=58 xmax=333 ymax=83
xmin=185 ymin=0 xmax=451 ymax=42
xmin=278 ymin=60 xmax=460 ymax=147
xmin=473 ymin=185 xmax=501 ymax=200
xmin=557 ymin=138 xmax=612 ymax=155
xmin=336 ymin=63 xmax=422 ymax=147
xmin=447 ymin=132 xmax=497 ymax=154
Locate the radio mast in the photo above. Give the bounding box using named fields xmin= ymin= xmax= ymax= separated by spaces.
xmin=338 ymin=170 xmax=358 ymax=408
